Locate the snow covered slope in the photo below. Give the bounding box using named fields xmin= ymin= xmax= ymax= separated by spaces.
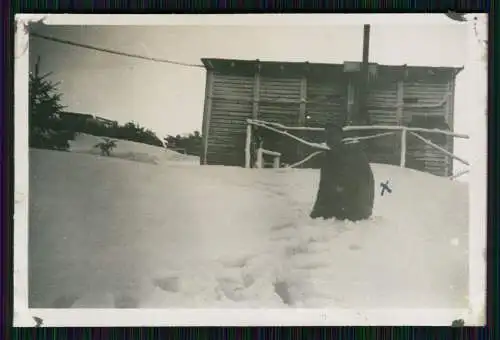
xmin=68 ymin=133 xmax=199 ymax=164
xmin=28 ymin=148 xmax=468 ymax=310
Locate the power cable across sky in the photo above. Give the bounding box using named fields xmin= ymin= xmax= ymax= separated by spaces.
xmin=30 ymin=32 xmax=205 ymax=68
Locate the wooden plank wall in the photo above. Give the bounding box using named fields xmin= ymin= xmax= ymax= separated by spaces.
xmin=255 ymin=75 xmax=349 ymax=168
xmin=306 ymin=79 xmax=347 ymax=129
xmin=203 ymin=66 xmax=456 ymax=177
xmin=402 ymin=79 xmax=453 ymax=177
xmin=365 ymin=78 xmax=401 ymax=166
xmin=205 ymin=72 xmax=254 ymax=166
xmin=300 ymin=78 xmax=347 ymax=168
xmin=258 ymin=76 xmax=302 ymax=165
xmin=204 ymin=71 xmax=349 ymax=168
xmin=364 ymin=75 xmax=454 ymax=177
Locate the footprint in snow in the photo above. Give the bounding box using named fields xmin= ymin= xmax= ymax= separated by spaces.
xmin=270 ymin=222 xmax=296 ymax=231
xmin=270 ymin=235 xmax=294 ymax=242
xmin=349 ymin=244 xmax=362 ymax=251
xmin=293 ymin=261 xmax=330 ymax=270
xmin=220 ymin=255 xmax=254 ymax=268
xmin=153 ymin=276 xmax=180 ymax=292
xmin=285 ymin=244 xmax=309 ymax=256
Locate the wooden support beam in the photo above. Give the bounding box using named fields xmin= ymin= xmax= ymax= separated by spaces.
xmin=244 ymin=123 xmax=252 ymax=168
xmin=346 ymin=78 xmax=355 ymax=125
xmin=201 ymin=70 xmax=214 ymax=165
xmin=250 ymin=63 xmax=261 ymax=168
xmin=396 ymin=80 xmax=404 ymax=124
xmin=400 ymin=128 xmax=407 ymax=167
xmin=252 ymin=64 xmax=261 ymax=120
xmin=357 ymin=24 xmax=371 ymax=125
xmin=298 ymin=77 xmax=308 ymax=126
xmin=409 ymin=131 xmax=469 ymax=166
xmin=297 ymin=74 xmax=308 ymax=166
xmin=397 ymin=80 xmax=406 ymax=168
xmin=446 ymin=79 xmax=456 ymax=176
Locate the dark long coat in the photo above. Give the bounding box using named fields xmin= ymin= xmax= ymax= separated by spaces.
xmin=310 ymin=142 xmax=375 ymax=222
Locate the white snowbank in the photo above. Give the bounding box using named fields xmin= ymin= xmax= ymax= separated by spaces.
xmin=68 ymin=133 xmax=200 ymax=165
xmin=29 ymin=149 xmax=468 ymax=310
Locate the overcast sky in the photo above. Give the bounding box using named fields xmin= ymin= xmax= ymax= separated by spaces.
xmin=29 ymin=22 xmax=469 ymax=134
xmin=27 ymin=15 xmax=487 ymax=176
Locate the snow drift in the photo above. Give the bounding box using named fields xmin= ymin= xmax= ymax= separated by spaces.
xmin=28 ymin=147 xmax=469 ymax=310
xmin=68 ymin=133 xmax=199 ymax=164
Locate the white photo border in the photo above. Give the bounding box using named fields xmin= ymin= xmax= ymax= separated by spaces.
xmin=13 ymin=13 xmax=487 ymax=327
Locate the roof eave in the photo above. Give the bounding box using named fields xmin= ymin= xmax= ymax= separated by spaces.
xmin=200 ymin=58 xmax=466 ymax=76
xmin=454 ymin=66 xmax=465 ymax=77
xmin=200 ymin=58 xmax=214 ymax=70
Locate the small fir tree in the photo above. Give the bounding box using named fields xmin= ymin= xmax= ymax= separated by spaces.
xmin=29 ymin=56 xmax=75 ymax=150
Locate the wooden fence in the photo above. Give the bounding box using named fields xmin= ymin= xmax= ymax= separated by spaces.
xmin=245 ymin=119 xmax=470 ymax=180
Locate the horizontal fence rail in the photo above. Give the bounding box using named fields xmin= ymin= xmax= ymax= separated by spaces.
xmin=449 ymin=169 xmax=470 ymax=180
xmin=256 ymin=148 xmax=281 ymax=169
xmin=244 ymin=119 xmax=470 ymax=180
xmin=286 ymin=151 xmax=323 ymax=169
xmin=247 ymin=119 xmax=470 ymax=139
xmin=408 ymin=131 xmax=470 ymax=166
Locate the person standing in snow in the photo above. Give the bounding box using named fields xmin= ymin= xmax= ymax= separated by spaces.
xmin=310 ymin=123 xmax=375 ymax=222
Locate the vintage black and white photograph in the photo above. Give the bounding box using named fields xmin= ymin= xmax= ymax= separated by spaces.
xmin=14 ymin=14 xmax=487 ymax=326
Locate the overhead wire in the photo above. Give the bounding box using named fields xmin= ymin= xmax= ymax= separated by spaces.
xmin=30 ymin=32 xmax=205 ymax=68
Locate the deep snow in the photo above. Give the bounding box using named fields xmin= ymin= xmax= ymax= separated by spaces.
xmin=28 ymin=139 xmax=469 ymax=309
xmin=68 ymin=133 xmax=200 ymax=164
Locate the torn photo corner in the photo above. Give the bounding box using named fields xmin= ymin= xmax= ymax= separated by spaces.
xmin=13 ymin=13 xmax=487 ymax=327
xmin=15 ymin=14 xmax=48 ymax=33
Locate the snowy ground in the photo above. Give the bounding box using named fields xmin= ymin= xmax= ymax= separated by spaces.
xmin=68 ymin=133 xmax=200 ymax=164
xmin=28 ymin=139 xmax=469 ymax=309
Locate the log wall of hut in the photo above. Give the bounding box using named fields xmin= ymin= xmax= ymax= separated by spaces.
xmin=365 ymin=75 xmax=401 ymax=167
xmin=258 ymin=75 xmax=302 ymax=166
xmin=204 ymin=71 xmax=254 ymax=166
xmin=201 ymin=59 xmax=461 ymax=177
xmin=401 ymin=72 xmax=455 ymax=177
xmin=300 ymin=76 xmax=347 ymax=168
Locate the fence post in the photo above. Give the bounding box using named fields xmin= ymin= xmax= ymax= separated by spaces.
xmin=256 ymin=148 xmax=263 ymax=168
xmin=400 ymin=128 xmax=407 ymax=168
xmin=273 ymin=156 xmax=281 ymax=169
xmin=245 ymin=123 xmax=252 ymax=168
